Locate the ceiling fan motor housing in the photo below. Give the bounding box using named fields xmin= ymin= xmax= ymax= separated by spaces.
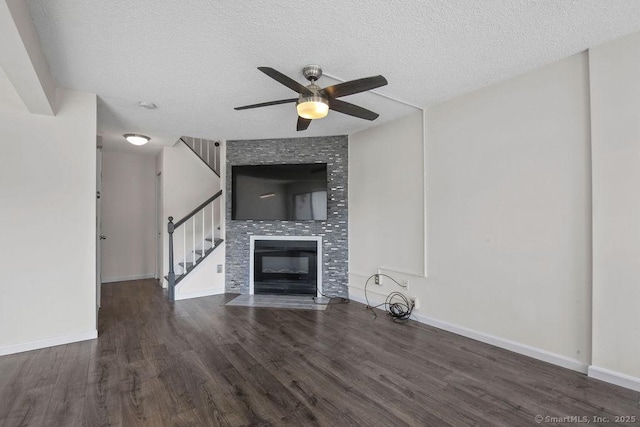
xmin=302 ymin=64 xmax=323 ymax=82
xmin=297 ymin=82 xmax=327 ymax=107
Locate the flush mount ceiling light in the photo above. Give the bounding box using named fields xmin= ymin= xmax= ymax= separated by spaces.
xmin=259 ymin=192 xmax=276 ymax=199
xmin=138 ymin=101 xmax=157 ymax=109
xmin=124 ymin=133 xmax=150 ymax=146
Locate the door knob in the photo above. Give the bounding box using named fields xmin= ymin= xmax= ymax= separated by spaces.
xmin=99 ymin=235 xmax=107 ymax=240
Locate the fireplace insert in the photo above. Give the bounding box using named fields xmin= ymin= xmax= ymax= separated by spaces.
xmin=253 ymin=240 xmax=318 ymax=295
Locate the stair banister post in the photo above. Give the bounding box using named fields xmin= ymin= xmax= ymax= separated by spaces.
xmin=167 ymin=216 xmax=176 ymax=302
xmin=214 ymin=141 xmax=220 ymax=175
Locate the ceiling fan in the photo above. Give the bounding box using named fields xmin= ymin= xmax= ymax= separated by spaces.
xmin=234 ymin=65 xmax=388 ymax=131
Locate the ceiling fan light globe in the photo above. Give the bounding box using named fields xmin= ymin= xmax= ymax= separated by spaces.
xmin=296 ymin=96 xmax=329 ymax=120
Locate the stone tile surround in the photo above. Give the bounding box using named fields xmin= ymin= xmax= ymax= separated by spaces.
xmin=225 ymin=135 xmax=348 ymax=297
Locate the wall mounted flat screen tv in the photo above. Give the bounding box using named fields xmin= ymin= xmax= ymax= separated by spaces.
xmin=232 ymin=163 xmax=328 ymax=221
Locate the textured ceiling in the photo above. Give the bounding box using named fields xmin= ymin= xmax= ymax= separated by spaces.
xmin=25 ymin=0 xmax=640 ymax=153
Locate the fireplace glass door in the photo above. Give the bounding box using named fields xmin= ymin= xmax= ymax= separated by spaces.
xmin=254 ymin=240 xmax=318 ymax=295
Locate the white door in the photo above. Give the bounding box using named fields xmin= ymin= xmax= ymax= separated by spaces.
xmin=156 ymin=172 xmax=163 ymax=282
xmin=96 ymin=148 xmax=103 ymax=310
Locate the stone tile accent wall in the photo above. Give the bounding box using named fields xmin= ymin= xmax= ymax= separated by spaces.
xmin=225 ymin=136 xmax=348 ymax=297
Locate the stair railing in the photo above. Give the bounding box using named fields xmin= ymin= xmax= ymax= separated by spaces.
xmin=180 ymin=137 xmax=221 ymax=176
xmin=167 ymin=189 xmax=223 ymax=301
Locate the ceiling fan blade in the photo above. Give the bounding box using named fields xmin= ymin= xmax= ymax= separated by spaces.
xmin=234 ymin=98 xmax=297 ymax=110
xmin=297 ymin=117 xmax=312 ymax=131
xmin=329 ymin=99 xmax=379 ymax=121
xmin=258 ymin=67 xmax=313 ymax=95
xmin=321 ymin=75 xmax=388 ymax=99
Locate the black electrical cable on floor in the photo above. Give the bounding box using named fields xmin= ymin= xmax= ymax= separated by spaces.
xmin=364 ymin=274 xmax=414 ymax=322
xmin=312 ymin=291 xmax=349 ymax=305
xmin=312 ymin=274 xmax=349 ymax=305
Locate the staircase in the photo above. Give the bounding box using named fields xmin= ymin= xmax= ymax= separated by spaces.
xmin=166 ymin=137 xmax=223 ymax=302
xmin=181 ymin=136 xmax=220 ymax=176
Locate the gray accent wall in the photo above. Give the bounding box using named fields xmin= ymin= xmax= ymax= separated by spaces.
xmin=225 ymin=135 xmax=348 ymax=297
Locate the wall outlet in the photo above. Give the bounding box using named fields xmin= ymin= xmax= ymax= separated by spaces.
xmin=402 ymin=279 xmax=409 ymax=288
xmin=217 ymin=264 xmax=223 ymax=273
xmin=374 ymin=274 xmax=381 ymax=285
xmin=409 ymin=296 xmax=418 ymax=309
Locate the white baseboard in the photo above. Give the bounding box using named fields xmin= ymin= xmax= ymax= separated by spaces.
xmin=588 ymin=365 xmax=640 ymax=392
xmin=0 ymin=329 xmax=98 ymax=356
xmin=348 ymin=292 xmax=588 ymax=374
xmin=102 ymin=273 xmax=155 ymax=283
xmin=175 ymin=287 xmax=224 ymax=301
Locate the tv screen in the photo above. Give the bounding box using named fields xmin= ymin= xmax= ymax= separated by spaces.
xmin=232 ymin=163 xmax=328 ymax=221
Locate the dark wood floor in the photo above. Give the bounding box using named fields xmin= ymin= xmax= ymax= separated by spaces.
xmin=1 ymin=280 xmax=639 ymax=426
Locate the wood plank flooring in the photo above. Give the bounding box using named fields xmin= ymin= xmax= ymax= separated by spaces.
xmin=0 ymin=279 xmax=639 ymax=426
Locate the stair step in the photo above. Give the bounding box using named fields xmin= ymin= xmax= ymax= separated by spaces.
xmin=205 ymin=238 xmax=224 ymax=245
xmin=167 ymin=238 xmax=224 ymax=288
xmin=164 ymin=273 xmax=186 ymax=284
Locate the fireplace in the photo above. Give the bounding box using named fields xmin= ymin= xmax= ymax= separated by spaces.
xmin=250 ymin=236 xmax=322 ymax=296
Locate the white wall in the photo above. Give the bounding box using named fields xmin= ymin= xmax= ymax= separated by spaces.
xmin=349 ymin=112 xmax=425 ymax=279
xmin=425 ymin=52 xmax=592 ymax=367
xmin=349 ymin=52 xmax=592 ymax=371
xmin=0 ymin=80 xmax=97 ymax=353
xmin=589 ymin=31 xmax=640 ymax=382
xmin=159 ymin=141 xmax=223 ymax=291
xmin=101 ymin=150 xmax=157 ymax=283
xmin=161 ymin=142 xmax=220 ymax=227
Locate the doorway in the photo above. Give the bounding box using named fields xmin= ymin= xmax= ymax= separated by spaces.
xmin=96 ymin=147 xmax=103 ymax=313
xmin=156 ymin=171 xmax=163 ymax=284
